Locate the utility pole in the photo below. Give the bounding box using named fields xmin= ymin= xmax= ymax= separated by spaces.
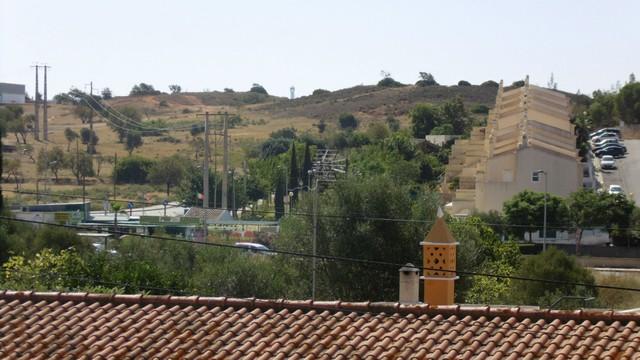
xmin=87 ymin=81 xmax=94 ymax=153
xmin=32 ymin=65 xmax=40 ymax=141
xmin=213 ymin=119 xmax=217 ymax=208
xmin=221 ymin=112 xmax=229 ymax=210
xmin=202 ymin=112 xmax=210 ymax=241
xmin=42 ymin=65 xmax=51 ymax=141
xmin=113 ymin=153 xmax=118 ymax=202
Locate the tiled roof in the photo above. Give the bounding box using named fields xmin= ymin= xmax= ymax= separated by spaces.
xmin=1 ymin=291 xmax=640 ymax=359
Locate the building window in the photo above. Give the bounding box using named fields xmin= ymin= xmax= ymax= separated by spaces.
xmin=532 ymin=172 xmax=540 ymax=182
xmin=539 ymin=229 xmax=557 ymax=239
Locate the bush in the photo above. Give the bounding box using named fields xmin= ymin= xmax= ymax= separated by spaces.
xmin=158 ymin=100 xmax=169 ymax=107
xmin=416 ymin=72 xmax=438 ymax=86
xmin=181 ymin=108 xmax=192 ymax=114
xmin=156 ymin=135 xmax=181 ymax=144
xmin=312 ymin=89 xmax=330 ymax=96
xmin=250 ymin=83 xmax=268 ymax=95
xmin=129 ymin=83 xmax=161 ymax=96
xmin=430 ymin=124 xmax=454 ymax=135
xmin=113 ymin=156 xmax=155 ymax=184
xmin=481 ymin=80 xmax=499 ymax=88
xmin=470 ymin=104 xmax=490 ymax=114
xmin=338 ymin=113 xmax=358 ymax=130
xmin=224 ymin=88 xmax=234 ymax=93
xmin=270 ymin=127 xmax=297 ymax=140
xmin=457 ymin=80 xmax=471 ymax=86
xmin=377 ymin=77 xmax=404 ymax=87
xmin=511 ymin=80 xmax=525 ymax=88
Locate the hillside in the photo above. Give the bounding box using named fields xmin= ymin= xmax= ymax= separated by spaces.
xmin=3 ymin=83 xmax=502 ymax=203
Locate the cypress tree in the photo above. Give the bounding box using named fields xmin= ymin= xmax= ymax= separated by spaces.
xmin=288 ymin=143 xmax=299 ymax=203
xmin=301 ymin=142 xmax=313 ymax=191
xmin=274 ymin=174 xmax=285 ymax=220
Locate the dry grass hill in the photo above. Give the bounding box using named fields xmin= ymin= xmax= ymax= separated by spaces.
xmin=3 ymin=83 xmax=499 ymax=203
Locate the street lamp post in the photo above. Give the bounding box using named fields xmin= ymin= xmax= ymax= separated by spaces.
xmin=535 ymin=170 xmax=548 ymax=252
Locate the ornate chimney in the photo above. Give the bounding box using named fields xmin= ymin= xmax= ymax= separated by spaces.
xmin=421 ymin=208 xmax=458 ymax=305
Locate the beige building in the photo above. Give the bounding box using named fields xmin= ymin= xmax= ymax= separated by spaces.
xmin=445 ymin=77 xmax=581 ymax=214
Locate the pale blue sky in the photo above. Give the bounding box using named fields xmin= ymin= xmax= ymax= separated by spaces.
xmin=1 ymin=0 xmax=638 ymax=98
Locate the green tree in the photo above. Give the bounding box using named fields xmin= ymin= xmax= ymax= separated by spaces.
xmin=36 ymin=147 xmax=65 ymax=181
xmin=481 ymin=80 xmax=499 ymax=88
xmin=338 ymin=113 xmax=358 ymax=130
xmin=508 ymin=247 xmax=597 ymax=308
xmin=66 ymin=152 xmax=95 ymax=184
xmin=64 ymin=128 xmax=79 ymax=151
xmin=449 ymin=216 xmax=521 ymax=304
xmin=6 ymin=115 xmax=30 ymax=145
xmin=301 ymin=142 xmax=313 ymax=190
xmin=410 ymin=103 xmax=442 ymax=138
xmin=80 ymin=127 xmax=99 ymax=153
xmin=125 ymin=133 xmax=143 ymax=155
xmin=288 ymin=143 xmax=299 ymax=203
xmin=147 ymin=155 xmax=187 ymax=196
xmin=101 ymin=88 xmax=112 ymax=100
xmin=250 ymin=83 xmax=268 ymax=95
xmin=616 ymin=82 xmax=640 ymax=124
xmin=168 ymin=84 xmax=182 ymax=94
xmin=129 ymin=83 xmax=161 ymax=96
xmin=113 ymin=156 xmax=154 ymax=184
xmin=441 ymin=96 xmax=468 ymax=134
xmin=314 ymin=119 xmax=327 ymax=133
xmin=385 ymin=116 xmax=400 ymax=132
xmin=416 ymin=72 xmax=438 ymax=86
xmin=274 ymin=173 xmax=285 ymax=219
xmin=503 ymin=190 xmax=570 ymax=241
xmin=73 ymin=105 xmax=93 ymax=124
xmin=1 ymin=249 xmax=90 ymax=291
xmin=589 ymin=91 xmax=618 ymax=128
xmin=366 ymin=123 xmax=390 ymax=141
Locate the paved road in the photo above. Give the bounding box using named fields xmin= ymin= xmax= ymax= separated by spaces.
xmin=600 ymin=139 xmax=640 ymax=204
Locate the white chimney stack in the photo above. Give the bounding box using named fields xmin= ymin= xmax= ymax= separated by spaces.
xmin=399 ymin=263 xmax=420 ymax=304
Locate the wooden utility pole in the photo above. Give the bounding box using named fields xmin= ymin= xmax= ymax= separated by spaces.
xmin=221 ymin=112 xmax=229 ymax=210
xmin=203 ymin=112 xmax=210 ymax=209
xmin=113 ymin=153 xmax=117 ymax=202
xmin=42 ymin=65 xmax=51 ymax=141
xmin=32 ymin=65 xmax=40 ymax=141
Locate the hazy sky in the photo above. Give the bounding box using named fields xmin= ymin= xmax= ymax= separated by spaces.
xmin=1 ymin=0 xmax=638 ymax=98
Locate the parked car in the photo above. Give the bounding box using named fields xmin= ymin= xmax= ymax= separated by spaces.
xmin=600 ymin=155 xmax=616 ymax=169
xmin=590 ymin=128 xmax=621 ymax=138
xmin=234 ymin=242 xmax=275 ymax=255
xmin=591 ymin=132 xmax=619 ymax=142
xmin=595 ymin=145 xmax=626 ymax=158
xmin=592 ymin=138 xmax=620 ymax=148
xmin=608 ymin=184 xmax=624 ymax=195
xmin=593 ymin=142 xmax=626 ymax=153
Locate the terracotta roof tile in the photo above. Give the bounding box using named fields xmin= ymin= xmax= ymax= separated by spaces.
xmin=3 ymin=291 xmax=640 ymax=358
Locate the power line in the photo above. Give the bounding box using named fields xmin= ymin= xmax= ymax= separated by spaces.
xmin=6 ymin=188 xmax=637 ymax=232
xmin=1 ymin=216 xmax=638 ymax=294
xmin=82 ymin=94 xmax=196 ymax=132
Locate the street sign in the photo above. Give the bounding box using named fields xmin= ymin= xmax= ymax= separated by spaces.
xmin=127 ymin=202 xmax=134 ymax=209
xmin=163 ymin=199 xmax=168 ymax=206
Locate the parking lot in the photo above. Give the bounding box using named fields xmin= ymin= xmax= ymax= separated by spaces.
xmin=598 ymin=139 xmax=640 ymax=204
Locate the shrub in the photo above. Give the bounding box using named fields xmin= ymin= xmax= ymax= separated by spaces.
xmin=470 ymin=104 xmax=490 ymax=114
xmin=416 ymin=72 xmax=438 ymax=86
xmin=481 ymin=80 xmax=499 ymax=88
xmin=377 ymin=77 xmax=404 ymax=87
xmin=338 ymin=113 xmax=358 ymax=130
xmin=224 ymin=88 xmax=234 ymax=93
xmin=158 ymin=100 xmax=169 ymax=107
xmin=511 ymin=80 xmax=525 ymax=88
xmin=113 ymin=156 xmax=155 ymax=184
xmin=457 ymin=80 xmax=471 ymax=86
xmin=249 ymin=83 xmax=268 ymax=95
xmin=312 ymin=89 xmax=331 ymax=96
xmin=181 ymin=108 xmax=192 ymax=114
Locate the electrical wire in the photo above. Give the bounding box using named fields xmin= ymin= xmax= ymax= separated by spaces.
xmin=0 ymin=216 xmax=638 ymax=294
xmin=90 ymin=92 xmax=207 ymax=132
xmin=4 ymin=188 xmax=616 ymax=232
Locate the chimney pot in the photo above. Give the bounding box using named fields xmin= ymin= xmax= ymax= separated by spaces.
xmin=399 ymin=263 xmax=419 ymax=304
